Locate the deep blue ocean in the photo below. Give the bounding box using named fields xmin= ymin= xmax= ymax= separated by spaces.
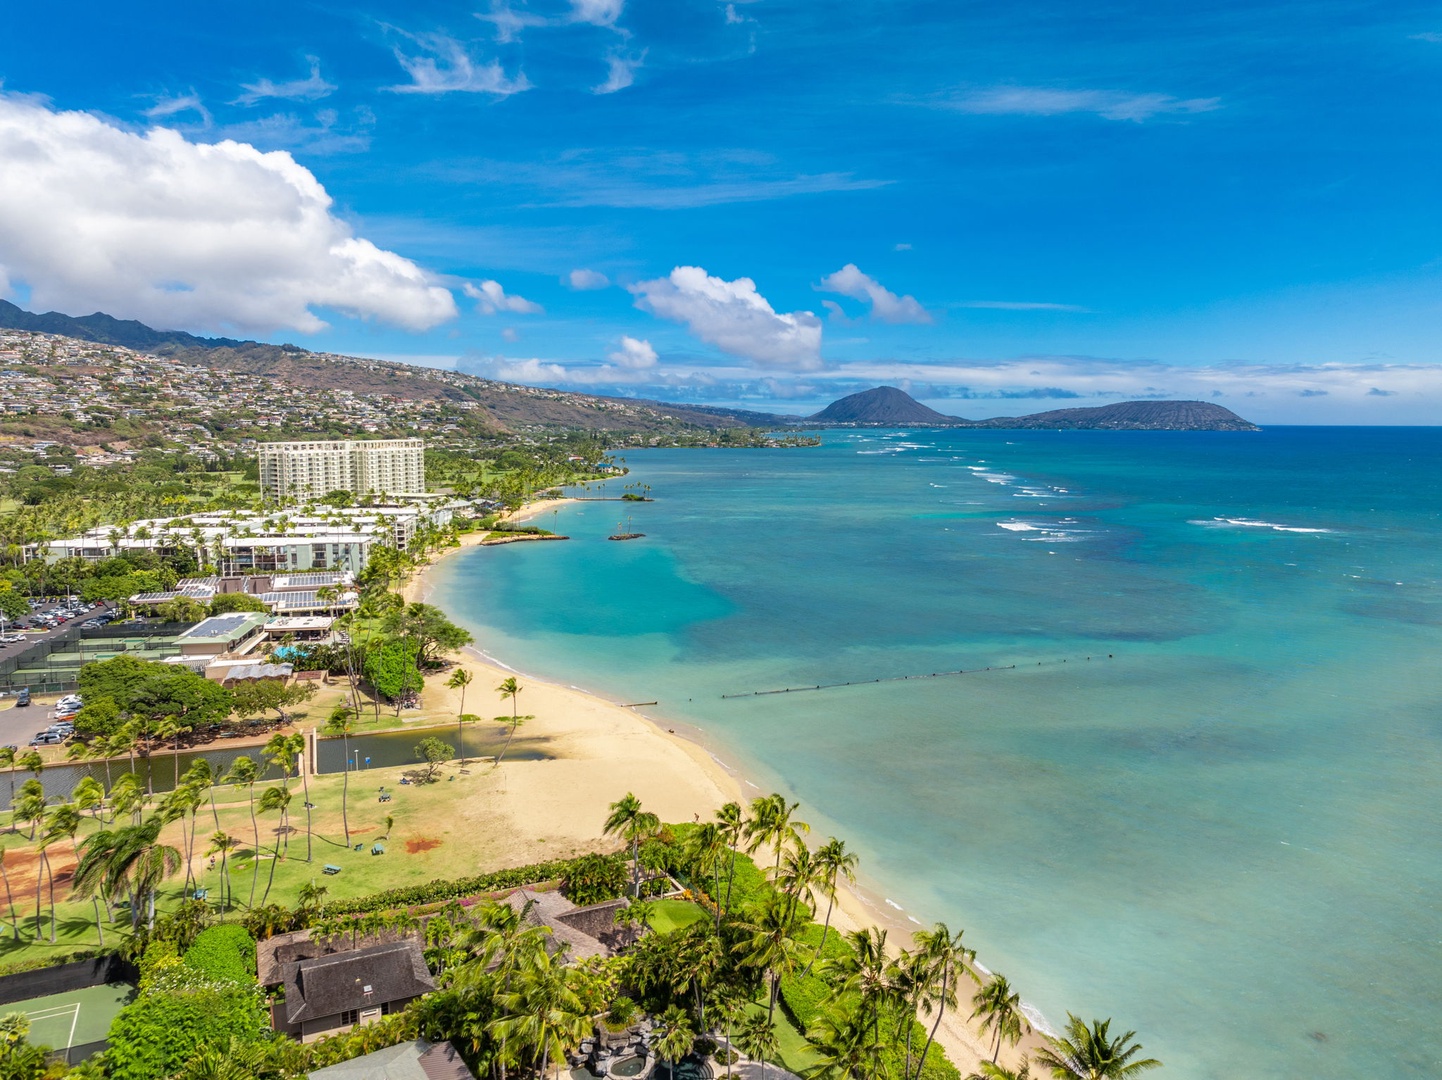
xmin=430 ymin=427 xmax=1442 ymax=1079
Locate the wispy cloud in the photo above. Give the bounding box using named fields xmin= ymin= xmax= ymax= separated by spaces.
xmin=959 ymin=300 xmax=1090 ymax=312
xmin=566 ymin=269 xmax=611 ymax=290
xmin=144 ymin=92 xmax=210 ymax=125
xmin=571 ymin=0 xmax=625 ymax=28
xmin=212 ymin=108 xmax=374 ymax=155
xmin=387 ymin=30 xmax=530 ymax=96
xmin=594 ymin=50 xmax=646 ymax=94
xmin=1410 ymin=31 xmax=1442 ymax=42
xmin=817 ymin=264 xmax=931 ymax=324
xmin=234 ymin=58 xmax=336 ymax=106
xmin=941 ymin=86 xmax=1220 ymax=122
xmin=475 ymin=1 xmax=550 ymax=43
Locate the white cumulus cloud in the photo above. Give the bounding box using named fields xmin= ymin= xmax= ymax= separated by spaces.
xmin=946 ymin=87 xmax=1219 ymax=122
xmin=608 ymin=335 xmax=657 ymax=369
xmin=235 ymin=58 xmax=337 ymax=105
xmin=566 ymin=268 xmax=610 ymax=290
xmin=464 ymin=279 xmax=543 ymax=315
xmin=0 ymin=94 xmax=456 ymax=334
xmin=818 ymin=264 xmax=931 ymax=324
xmin=631 ymin=265 xmax=823 ymax=370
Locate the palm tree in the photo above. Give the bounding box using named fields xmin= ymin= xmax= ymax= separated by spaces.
xmin=967 ymin=1062 xmax=1033 ymax=1080
xmin=155 ymin=715 xmax=193 ymax=789
xmin=603 ymin=792 xmax=660 ymax=898
xmin=182 ymin=758 xmax=219 ymax=830
xmin=262 ymin=734 xmax=303 ymax=858
xmin=257 ymin=785 xmax=291 ymax=906
xmin=447 ymin=668 xmax=473 ymax=764
xmin=803 ymin=838 xmax=858 ymax=977
xmin=489 ymin=951 xmax=592 ymax=1080
xmin=972 ymin=975 xmax=1031 ymax=1064
xmin=733 ymin=891 xmax=809 ymax=1023
xmin=825 ymin=927 xmax=898 ymax=1071
xmin=108 ymin=772 xmax=145 ymax=826
xmin=736 ymin=1012 xmax=779 ymax=1080
xmin=685 ymin=821 xmax=727 ymax=928
xmin=497 ymin=676 xmax=521 ymax=723
xmin=41 ymin=804 xmax=81 ymax=943
xmin=806 ymin=1000 xmax=874 ymax=1080
xmin=496 ymin=711 xmax=532 ymax=765
xmin=13 ymin=778 xmax=46 ymax=841
xmin=0 ymin=850 xmax=17 ymax=939
xmin=910 ymin=923 xmax=977 ymax=1080
xmin=775 ymin=842 xmax=821 ymax=921
xmin=653 ymin=1005 xmax=696 ymax=1077
xmin=323 ymin=705 xmax=355 ymax=848
xmin=206 ymin=832 xmax=238 ymax=914
xmin=71 ymin=776 xmax=105 ymax=821
xmin=1032 ymin=1016 xmax=1160 ymax=1080
xmin=715 ymin=801 xmax=744 ymax=917
xmin=746 ymin=792 xmax=810 ymax=874
xmin=0 ymin=746 xmax=15 ymax=816
xmin=222 ymin=756 xmax=261 ymax=907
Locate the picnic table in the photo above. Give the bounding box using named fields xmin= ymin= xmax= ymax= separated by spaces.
xmin=323 ymin=864 xmax=342 ymax=875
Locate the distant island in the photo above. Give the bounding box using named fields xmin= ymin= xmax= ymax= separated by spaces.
xmin=809 ymin=385 xmax=1259 ymax=431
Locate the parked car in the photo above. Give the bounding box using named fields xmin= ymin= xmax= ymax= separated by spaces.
xmin=29 ymin=732 xmax=63 ymax=745
xmin=57 ymin=694 xmax=81 ymax=708
xmin=15 ymin=688 xmax=30 ymax=707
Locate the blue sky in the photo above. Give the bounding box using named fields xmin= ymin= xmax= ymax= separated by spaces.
xmin=3 ymin=1 xmax=1442 ymax=421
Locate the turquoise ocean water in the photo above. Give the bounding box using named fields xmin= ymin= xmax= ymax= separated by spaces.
xmin=429 ymin=428 xmax=1442 ymax=1079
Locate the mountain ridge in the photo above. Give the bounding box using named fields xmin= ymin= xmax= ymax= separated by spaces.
xmin=809 ymin=385 xmax=1258 ymax=430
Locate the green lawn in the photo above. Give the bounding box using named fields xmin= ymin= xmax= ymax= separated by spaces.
xmin=646 ymin=899 xmax=706 ymax=935
xmin=743 ymin=1000 xmax=819 ymax=1076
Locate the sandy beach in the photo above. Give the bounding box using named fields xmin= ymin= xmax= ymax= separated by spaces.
xmin=407 ymin=513 xmax=1040 ymax=1076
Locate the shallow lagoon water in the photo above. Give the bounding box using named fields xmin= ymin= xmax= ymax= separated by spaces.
xmin=431 ymin=428 xmax=1442 ymax=1079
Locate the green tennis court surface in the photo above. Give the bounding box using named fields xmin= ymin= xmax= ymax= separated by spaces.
xmin=5 ymin=983 xmax=133 ymax=1051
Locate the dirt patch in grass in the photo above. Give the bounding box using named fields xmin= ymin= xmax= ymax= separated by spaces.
xmin=405 ymin=838 xmax=441 ymax=854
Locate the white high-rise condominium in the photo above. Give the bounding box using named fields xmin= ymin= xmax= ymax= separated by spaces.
xmin=259 ymin=438 xmax=426 ymax=500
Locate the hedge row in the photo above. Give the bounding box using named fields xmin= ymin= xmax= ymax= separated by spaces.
xmin=0 ymin=948 xmax=101 ymax=978
xmin=317 ymin=852 xmax=606 ymax=916
xmin=182 ymin=925 xmax=257 ymax=985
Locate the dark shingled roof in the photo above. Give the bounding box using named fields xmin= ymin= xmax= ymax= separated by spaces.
xmin=283 ymin=941 xmax=435 ymax=1024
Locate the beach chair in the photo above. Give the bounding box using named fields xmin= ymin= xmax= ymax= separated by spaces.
xmin=323 ymin=864 xmax=342 ymax=875
xmin=354 ymin=842 xmax=364 ymax=851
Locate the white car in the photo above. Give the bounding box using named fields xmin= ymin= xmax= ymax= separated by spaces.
xmin=56 ymin=695 xmax=82 ymax=709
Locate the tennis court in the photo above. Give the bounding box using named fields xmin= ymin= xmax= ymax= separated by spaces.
xmin=5 ymin=982 xmax=134 ymax=1057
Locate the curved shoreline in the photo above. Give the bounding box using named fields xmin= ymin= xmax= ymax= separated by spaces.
xmin=407 ymin=516 xmax=1046 ymax=1074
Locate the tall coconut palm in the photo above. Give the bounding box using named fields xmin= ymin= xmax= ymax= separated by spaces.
xmin=806 ymin=1000 xmax=877 ymax=1080
xmin=715 ymin=801 xmax=744 ymax=917
xmin=774 ymin=842 xmax=821 ymax=921
xmin=825 ymin=927 xmax=898 ymax=1066
xmin=972 ymin=975 xmax=1031 ymax=1064
xmin=967 ymin=1062 xmax=1033 ymax=1080
xmin=322 ymin=705 xmax=355 ymax=848
xmin=685 ymin=821 xmax=727 ymax=929
xmin=1032 ymin=1016 xmax=1160 ymax=1080
xmin=257 ymin=785 xmax=291 ymax=906
xmin=803 ymin=838 xmax=858 ymax=977
xmin=447 ymin=668 xmax=473 ymax=764
xmin=496 ymin=675 xmax=522 ymax=723
xmin=602 ymin=792 xmax=660 ymax=898
xmin=40 ymin=804 xmax=81 ymax=943
xmin=13 ymin=779 xmax=46 ymax=842
xmin=182 ymin=757 xmax=219 ymax=830
xmin=496 ymin=711 xmax=532 ymax=766
xmin=745 ymin=793 xmax=810 ymax=874
xmin=155 ymin=715 xmax=192 ymax=790
xmin=910 ymin=923 xmax=977 ymax=1080
xmin=222 ymin=756 xmax=261 ymax=907
xmin=206 ymin=832 xmax=239 ymax=915
xmin=733 ymin=891 xmax=809 ymax=1023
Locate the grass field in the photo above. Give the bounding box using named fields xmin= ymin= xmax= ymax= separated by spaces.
xmin=0 ymin=753 xmax=595 ymax=969
xmin=6 ymin=982 xmax=134 ymax=1052
xmin=647 ymin=899 xmax=707 ymax=935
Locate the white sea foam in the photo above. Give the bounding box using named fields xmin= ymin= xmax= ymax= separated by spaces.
xmin=1191 ymin=516 xmax=1333 ymax=534
xmin=997 ymin=522 xmax=1043 ymax=532
xmin=885 ymin=898 xmax=903 ymax=910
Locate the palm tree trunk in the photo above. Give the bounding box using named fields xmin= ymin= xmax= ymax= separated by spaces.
xmin=0 ymin=862 xmax=16 ymax=939
xmin=92 ymin=896 xmax=104 ymax=947
xmin=300 ymin=761 xmax=313 ymax=863
xmin=34 ymin=853 xmax=43 ymax=939
xmin=262 ymin=820 xmax=282 ymax=905
xmin=914 ymin=967 xmax=949 ymax=1080
xmin=801 ymin=894 xmax=835 ymax=980
xmin=186 ymin=810 xmax=199 ymax=891
xmin=208 ymin=786 xmax=219 ymax=830
xmin=340 ymin=734 xmax=351 ymax=847
xmin=248 ymin=784 xmax=260 ymax=908
xmin=723 ymin=845 xmax=737 ymax=916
